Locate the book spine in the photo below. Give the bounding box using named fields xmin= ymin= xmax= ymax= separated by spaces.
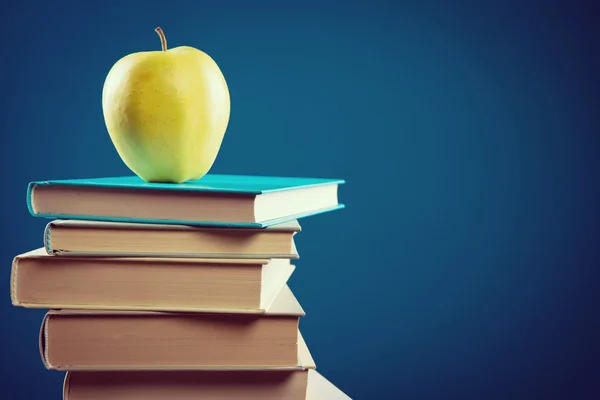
xmin=39 ymin=312 xmax=53 ymax=370
xmin=10 ymin=256 xmax=21 ymax=306
xmin=62 ymin=373 xmax=72 ymax=400
xmin=43 ymin=222 xmax=54 ymax=254
xmin=25 ymin=182 xmax=38 ymax=216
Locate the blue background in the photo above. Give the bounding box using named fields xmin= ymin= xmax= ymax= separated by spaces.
xmin=1 ymin=0 xmax=599 ymax=398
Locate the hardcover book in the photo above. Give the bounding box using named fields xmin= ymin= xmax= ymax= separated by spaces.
xmin=27 ymin=174 xmax=345 ymax=227
xmin=40 ymin=285 xmax=307 ymax=370
xmin=63 ymin=369 xmax=351 ymax=400
xmin=12 ymin=248 xmax=295 ymax=313
xmin=44 ymin=219 xmax=301 ymax=258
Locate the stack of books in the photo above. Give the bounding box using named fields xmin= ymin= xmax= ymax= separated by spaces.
xmin=11 ymin=174 xmax=351 ymax=399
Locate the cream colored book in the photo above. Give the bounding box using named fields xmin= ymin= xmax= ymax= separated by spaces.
xmin=40 ymin=285 xmax=307 ymax=371
xmin=12 ymin=248 xmax=294 ymax=313
xmin=44 ymin=219 xmax=301 ymax=259
xmin=63 ymin=369 xmax=352 ymax=400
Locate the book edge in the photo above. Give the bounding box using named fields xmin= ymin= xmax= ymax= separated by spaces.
xmin=51 ymin=365 xmax=310 ymax=372
xmin=42 ymin=283 xmax=303 ymax=316
xmin=49 ymin=218 xmax=302 ymax=232
xmin=29 ymin=204 xmax=344 ymax=228
xmin=17 ymin=302 xmax=268 ymax=314
xmin=44 ymin=314 xmax=309 ymax=372
xmin=29 ymin=176 xmax=345 ymax=194
xmin=39 ymin=311 xmax=52 ymax=370
xmin=63 ymin=372 xmax=71 ymax=400
xmin=44 ymin=221 xmax=54 ymax=254
xmin=9 ymin=255 xmax=20 ymax=306
xmin=14 ymin=248 xmax=271 ymax=265
xmin=48 ymin=250 xmax=299 ymax=259
xmin=26 ymin=182 xmax=38 ymax=216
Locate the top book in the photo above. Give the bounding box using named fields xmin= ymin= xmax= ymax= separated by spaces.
xmin=27 ymin=174 xmax=345 ymax=227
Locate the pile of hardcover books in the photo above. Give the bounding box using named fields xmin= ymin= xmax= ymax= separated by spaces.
xmin=11 ymin=174 xmax=350 ymax=399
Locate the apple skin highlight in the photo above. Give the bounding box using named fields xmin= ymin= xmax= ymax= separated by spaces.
xmin=102 ymin=27 xmax=230 ymax=184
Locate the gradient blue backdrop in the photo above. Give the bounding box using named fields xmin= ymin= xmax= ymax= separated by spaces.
xmin=1 ymin=0 xmax=599 ymax=398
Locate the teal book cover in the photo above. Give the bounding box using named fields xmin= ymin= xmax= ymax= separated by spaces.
xmin=27 ymin=174 xmax=345 ymax=228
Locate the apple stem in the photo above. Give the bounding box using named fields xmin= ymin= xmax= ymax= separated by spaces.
xmin=155 ymin=27 xmax=167 ymax=51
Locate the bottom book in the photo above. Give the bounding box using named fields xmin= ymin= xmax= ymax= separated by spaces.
xmin=63 ymin=369 xmax=351 ymax=400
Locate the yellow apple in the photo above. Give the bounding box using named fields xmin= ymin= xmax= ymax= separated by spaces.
xmin=102 ymin=27 xmax=230 ymax=183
